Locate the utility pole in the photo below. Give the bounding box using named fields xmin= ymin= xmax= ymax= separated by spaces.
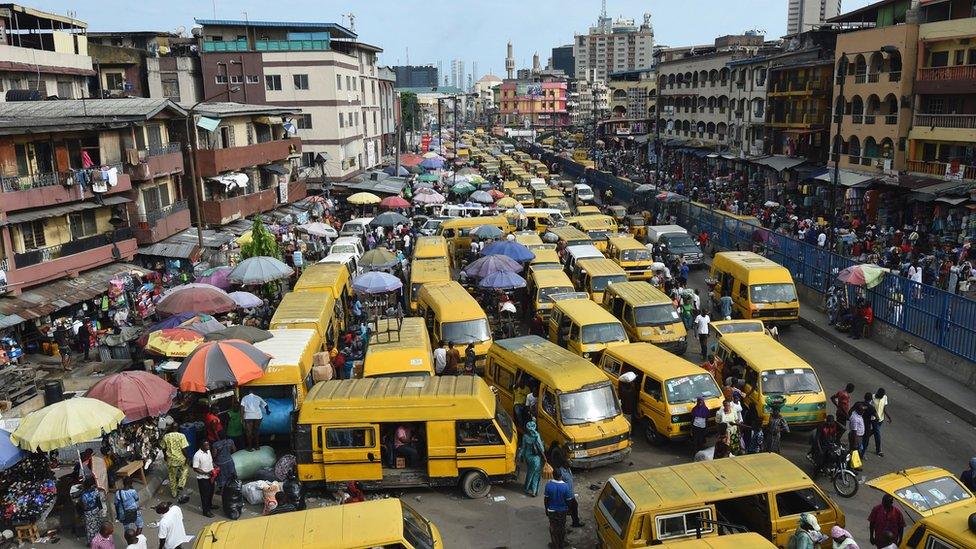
xmin=394 ymin=91 xmax=402 ymax=176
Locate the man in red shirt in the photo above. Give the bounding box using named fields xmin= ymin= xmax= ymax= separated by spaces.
xmin=868 ymin=494 xmax=905 ymax=548
xmin=204 ymin=406 xmax=223 ymax=443
xmin=830 ymin=383 xmax=855 ymax=423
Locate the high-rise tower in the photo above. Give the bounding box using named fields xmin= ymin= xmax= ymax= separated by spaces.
xmin=505 ymin=41 xmax=515 ymax=79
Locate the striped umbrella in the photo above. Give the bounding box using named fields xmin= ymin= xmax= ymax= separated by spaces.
xmin=176 ymin=339 xmax=272 ymax=393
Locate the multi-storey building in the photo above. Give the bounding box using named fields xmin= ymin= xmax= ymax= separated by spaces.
xmin=574 ymin=13 xmax=655 ymax=81
xmin=726 ymin=52 xmax=774 ymax=158
xmin=195 ymin=19 xmax=388 ymax=182
xmin=551 ymin=44 xmax=575 ymax=78
xmin=788 ymin=0 xmax=843 ymax=35
xmin=606 ymin=68 xmax=657 ymax=136
xmin=378 ymin=67 xmax=397 ymax=160
xmin=498 ymin=76 xmax=569 ymax=129
xmin=0 ymin=4 xmax=92 ymax=101
xmin=392 ymin=65 xmax=438 ymax=88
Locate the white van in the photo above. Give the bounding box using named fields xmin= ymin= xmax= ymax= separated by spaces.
xmin=562 ymin=244 xmax=604 ymax=272
xmin=435 ymin=204 xmax=490 ymax=218
xmin=318 ymin=252 xmax=361 ymax=276
xmin=339 ymin=217 xmax=374 ymax=239
xmin=573 ymin=183 xmax=595 ymax=204
xmin=328 ymin=237 xmax=365 ymax=259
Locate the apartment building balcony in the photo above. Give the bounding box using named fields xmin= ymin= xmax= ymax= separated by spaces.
xmin=200 ymin=188 xmax=278 ymax=226
xmin=0 ymin=164 xmax=131 ymax=213
xmin=5 ymin=228 xmax=138 ymax=291
xmin=909 ymin=113 xmax=976 ymax=143
xmin=767 ymin=79 xmax=830 ymax=96
xmin=916 ymin=65 xmax=976 ymax=94
xmin=194 ymin=138 xmax=301 ymax=178
xmin=908 ymin=159 xmax=976 ymax=181
xmin=127 ymin=143 xmax=185 ymax=181
xmin=766 ymin=113 xmax=829 ymax=128
xmin=129 ymin=200 xmax=191 ymax=245
xmin=202 ymin=39 xmax=330 ymax=53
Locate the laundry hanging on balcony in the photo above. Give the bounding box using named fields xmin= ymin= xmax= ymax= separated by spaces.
xmin=208 ymin=172 xmax=249 ymax=190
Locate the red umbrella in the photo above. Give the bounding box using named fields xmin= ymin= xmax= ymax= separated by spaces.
xmin=85 ymin=371 xmax=176 ymax=420
xmin=400 ymin=153 xmax=423 ymax=167
xmin=156 ymin=283 xmax=236 ymax=316
xmin=379 ymin=196 xmax=411 ymax=209
xmin=176 ymin=339 xmax=271 ymax=393
xmin=306 ymin=195 xmax=326 ymax=203
xmin=488 ymin=189 xmax=506 ymax=199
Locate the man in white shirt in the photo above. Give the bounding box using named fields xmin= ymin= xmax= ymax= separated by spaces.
xmin=817 ymin=231 xmax=827 ymax=248
xmin=432 ymin=340 xmax=448 ymax=375
xmin=124 ymin=529 xmax=148 ymax=549
xmin=155 ymin=502 xmax=192 ymax=549
xmin=240 ymin=391 xmax=270 ymax=451
xmin=693 ymin=310 xmax=711 ymax=359
xmin=191 ymin=441 xmax=215 ymax=517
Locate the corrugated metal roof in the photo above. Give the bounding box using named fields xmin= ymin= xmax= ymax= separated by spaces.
xmin=184 ymin=102 xmax=301 ymax=118
xmin=0 ymin=262 xmax=149 ymax=323
xmin=0 ymin=98 xmax=186 ymax=119
xmin=136 ymin=242 xmax=199 ymax=259
xmin=194 ymin=18 xmax=356 ymax=39
xmin=3 ymin=196 xmax=131 ymax=225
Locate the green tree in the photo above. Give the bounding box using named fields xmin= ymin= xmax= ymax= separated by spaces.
xmin=401 ymin=91 xmax=419 ymax=132
xmin=241 ymin=218 xmax=280 ymax=260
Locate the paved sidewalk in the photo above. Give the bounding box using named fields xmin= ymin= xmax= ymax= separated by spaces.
xmin=798 ymin=306 xmax=976 ymax=426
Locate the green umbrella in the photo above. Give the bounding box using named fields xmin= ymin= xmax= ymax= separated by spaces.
xmin=451 ymin=182 xmax=476 ymax=194
xmin=417 ymin=173 xmax=440 ymax=182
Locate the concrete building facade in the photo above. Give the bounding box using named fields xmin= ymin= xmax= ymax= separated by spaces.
xmin=788 ymin=0 xmax=843 ymax=35
xmin=574 ymin=13 xmax=655 ymax=81
xmin=392 ymin=65 xmax=438 ymax=88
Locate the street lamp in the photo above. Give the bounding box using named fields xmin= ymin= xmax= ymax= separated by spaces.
xmin=185 ymin=86 xmax=241 ymax=248
xmin=829 ymin=45 xmax=898 ymax=224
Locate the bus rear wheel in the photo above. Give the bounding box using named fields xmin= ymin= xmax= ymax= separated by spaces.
xmin=461 ymin=470 xmax=490 ymax=499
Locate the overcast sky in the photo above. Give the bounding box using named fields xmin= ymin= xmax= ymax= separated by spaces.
xmin=39 ymin=0 xmax=873 ymax=79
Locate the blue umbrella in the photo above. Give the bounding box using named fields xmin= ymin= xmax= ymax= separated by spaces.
xmin=420 ymin=157 xmax=445 ymax=170
xmin=146 ymin=312 xmax=199 ymax=333
xmin=463 ymin=255 xmax=522 ymax=277
xmin=352 ymin=271 xmax=403 ymax=294
xmin=383 ymin=165 xmax=410 ymax=176
xmin=479 ymin=271 xmax=527 ymax=290
xmin=482 ymin=240 xmax=536 ymax=262
xmin=471 ymin=225 xmax=504 ymax=240
xmin=0 ymin=428 xmax=26 ymax=470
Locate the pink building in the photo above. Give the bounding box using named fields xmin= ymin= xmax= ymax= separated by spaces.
xmin=498 ymin=79 xmax=569 ymax=128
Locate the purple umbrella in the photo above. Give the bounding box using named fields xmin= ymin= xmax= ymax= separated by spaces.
xmin=412 ymin=190 xmax=446 ymax=205
xmin=482 ymin=240 xmax=536 ymax=262
xmin=352 ymin=272 xmax=403 ymax=294
xmin=479 ymin=271 xmax=527 ymax=290
xmin=463 ymin=255 xmax=523 ymax=277
xmin=195 ymin=266 xmax=233 ymax=289
xmin=420 ymin=157 xmax=445 ymax=170
xmin=228 ymin=291 xmax=263 ymax=308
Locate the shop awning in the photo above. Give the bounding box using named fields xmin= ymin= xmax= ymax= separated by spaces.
xmin=136 ymin=242 xmax=200 ymax=260
xmin=207 ymin=173 xmax=249 ymax=189
xmin=347 ymin=178 xmax=406 ymax=195
xmin=0 ymin=314 xmax=26 ymax=329
xmin=0 ymin=262 xmax=149 ymax=324
xmin=254 ymin=116 xmax=283 ymax=125
xmin=2 ymin=195 xmax=131 ymax=225
xmin=912 ymin=180 xmax=974 ymax=195
xmin=814 ymin=169 xmax=878 ymax=188
xmin=935 ymin=196 xmax=970 ymax=205
xmin=752 ymin=155 xmax=807 ymax=172
xmin=261 ymin=164 xmax=289 ymax=175
xmin=706 ymin=153 xmax=720 ymax=158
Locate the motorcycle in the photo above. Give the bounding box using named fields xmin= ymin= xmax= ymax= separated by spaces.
xmin=807 ymin=442 xmax=859 ymax=498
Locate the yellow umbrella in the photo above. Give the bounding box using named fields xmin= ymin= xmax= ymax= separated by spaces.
xmin=145 ymin=328 xmax=205 ymax=357
xmin=348 ymin=192 xmax=381 ymax=205
xmin=10 ymin=397 xmax=124 ymax=452
xmin=236 ymin=230 xmax=253 ymax=246
xmin=496 ymin=197 xmax=519 ymax=208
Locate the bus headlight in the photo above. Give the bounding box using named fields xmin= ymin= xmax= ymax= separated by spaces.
xmin=671 ymin=415 xmax=682 ymax=423
xmin=582 ymin=352 xmax=591 ymax=359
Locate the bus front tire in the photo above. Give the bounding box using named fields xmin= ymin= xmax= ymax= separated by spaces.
xmin=461 ymin=470 xmax=490 ymax=499
xmin=643 ymin=419 xmax=667 ymax=446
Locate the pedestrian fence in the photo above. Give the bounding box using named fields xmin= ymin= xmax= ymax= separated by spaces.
xmin=528 ymin=143 xmax=976 ymax=363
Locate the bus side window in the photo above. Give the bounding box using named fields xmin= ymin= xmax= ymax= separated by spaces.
xmin=611 ymin=297 xmax=625 ymax=318
xmin=738 ymin=281 xmax=748 ymax=301
xmin=602 ymin=356 xmax=622 ymax=376
xmin=541 ymin=390 xmax=557 ymax=418
xmin=423 ymin=306 xmax=434 ymax=331
xmin=569 ymin=323 xmax=581 ymax=343
xmin=622 ymin=304 xmax=634 ymax=326
xmin=643 ymin=377 xmax=663 ymax=401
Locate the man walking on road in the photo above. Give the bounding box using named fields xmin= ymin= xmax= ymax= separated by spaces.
xmin=191 ymin=441 xmax=215 ymax=517
xmin=159 ymin=424 xmax=190 ymax=504
xmin=831 ymin=383 xmax=854 ymax=423
xmin=868 ymin=495 xmax=905 ymax=548
xmin=868 ymin=388 xmax=892 ymax=457
xmin=693 ymin=309 xmax=711 ymax=359
xmin=544 ymin=468 xmax=573 ymax=549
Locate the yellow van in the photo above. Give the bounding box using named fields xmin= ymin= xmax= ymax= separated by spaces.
xmin=293 ymin=263 xmax=353 ymax=330
xmin=867 ymin=466 xmax=975 ymax=549
xmin=709 ymin=252 xmax=799 ymax=325
xmin=548 ymin=296 xmax=629 ymax=362
xmin=269 ymin=291 xmax=337 ymax=346
xmin=570 ymin=217 xmax=614 ymax=251
xmin=486 ymin=336 xmax=632 ymax=468
xmin=540 ymin=197 xmax=571 ymax=216
xmin=572 ymin=258 xmax=628 ymax=303
xmin=714 ymin=332 xmax=827 ymax=428
xmin=602 ymin=282 xmax=687 ymax=354
xmin=193 ymin=499 xmax=442 ymax=549
xmin=514 ymin=231 xmax=549 ymax=251
xmin=436 ymin=215 xmax=509 ymax=263
xmin=362 ymin=318 xmax=435 ymax=378
xmin=663 ymin=533 xmax=778 ymax=548
xmin=576 ymin=205 xmax=602 ymax=216
xmin=598 ymin=343 xmax=722 ymax=444
xmin=412 ymin=235 xmax=449 ymax=262
xmin=528 ymin=269 xmax=576 ymax=320
xmin=606 ymin=236 xmax=653 ymax=280
xmin=295 ymin=376 xmax=516 ymax=499
xmin=550 ymin=226 xmax=593 ymax=249
xmin=416 ymin=281 xmax=492 ymax=370
xmin=407 ymin=258 xmax=451 ymax=313
xmin=594 ymin=453 xmax=846 ymax=548
xmin=512 ymin=187 xmax=535 ymax=207
xmin=246 ymin=329 xmax=322 ymax=435
xmin=529 ymin=249 xmax=563 ymax=274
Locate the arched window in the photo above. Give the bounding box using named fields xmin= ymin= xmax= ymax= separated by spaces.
xmin=719 ymin=67 xmax=729 ymax=84
xmin=717 ymin=122 xmax=727 ymax=141
xmin=709 ymin=69 xmax=718 ymax=85
xmin=868 ymin=52 xmax=883 ymax=80
xmin=880 ymin=137 xmax=894 ymax=158
xmin=883 ymin=94 xmax=898 ymax=124
xmin=864 ymin=136 xmax=879 ymax=159
xmin=886 ymin=50 xmax=903 ymax=82
xmin=698 ymin=96 xmax=707 ymax=112
xmin=848 ymin=136 xmax=861 ymax=161
xmin=706 ymin=122 xmax=716 ymax=137
xmin=851 ymin=95 xmax=864 ymax=123
xmin=832 ymin=134 xmax=847 ymax=159
xmin=707 ymin=96 xmax=716 ymax=111
xmin=719 ymin=95 xmax=729 ymax=113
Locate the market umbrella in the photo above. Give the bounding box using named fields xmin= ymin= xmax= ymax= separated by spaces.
xmin=463 ymin=255 xmax=523 ymax=277
xmin=413 ymin=180 xmax=435 ymax=189
xmin=635 ymin=184 xmax=657 ymax=193
xmin=305 ymin=195 xmax=327 ymax=204
xmin=379 ymin=196 xmax=411 ymax=209
xmin=482 ymin=240 xmax=535 ymax=262
xmin=236 ymin=230 xmax=253 ymax=246
xmin=496 ymin=197 xmax=519 ymax=208
xmin=420 ymin=157 xmax=445 ymax=170
xmin=370 ymin=211 xmax=410 ymax=228
xmin=10 ymin=398 xmax=125 ymax=452
xmin=156 ymin=284 xmax=236 ymax=316
xmin=0 ymin=429 xmax=26 ymax=470
xmin=469 ymin=190 xmax=495 ymax=204
xmin=412 ymin=191 xmax=446 ymax=205
xmin=352 ymin=271 xmax=403 ymax=294
xmin=488 ymin=189 xmax=506 ymax=199
xmin=383 ymin=165 xmax=410 ymax=176
xmin=195 ymin=266 xmax=233 ymax=289
xmin=297 ymin=222 xmax=337 ymax=239
xmin=837 ymin=264 xmax=889 ymax=289
xmin=479 ymin=271 xmax=527 ymax=290
xmin=360 ymin=248 xmax=399 ymax=270
xmin=471 ymin=225 xmax=505 ymax=240
xmin=656 ymin=191 xmax=683 ymax=202
xmin=348 ymin=192 xmax=381 ymax=205
xmin=205 ymin=325 xmax=273 ymax=343
xmin=184 ymin=319 xmax=226 ymax=336
xmin=416 ymin=173 xmax=440 ymax=182
xmin=456 ymin=167 xmax=479 ymax=176
xmin=228 ymin=291 xmax=263 ymax=309
xmin=422 ymin=152 xmax=443 ymax=159
xmin=145 ymin=328 xmax=204 ymax=357
xmin=85 ymin=371 xmax=176 ymax=421
xmin=451 ymin=182 xmax=476 ymax=194
xmin=228 ymin=256 xmax=294 ymax=285
xmin=176 ymin=340 xmax=272 ymax=393
xmin=400 ymin=153 xmax=423 ymax=167
xmin=146 ymin=312 xmax=199 ymax=333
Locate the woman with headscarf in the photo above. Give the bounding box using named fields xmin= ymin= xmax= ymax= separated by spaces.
xmin=715 ymin=399 xmax=744 ymax=455
xmin=516 ymin=420 xmax=546 ymax=497
xmin=787 ymin=513 xmax=827 ymax=549
xmin=690 ymin=397 xmax=709 ymax=453
xmin=831 ymin=525 xmax=860 ymax=549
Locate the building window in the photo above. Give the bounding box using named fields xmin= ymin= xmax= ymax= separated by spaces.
xmin=161 ymin=78 xmax=180 ymax=101
xmin=142 ymin=182 xmax=172 ymax=212
xmin=105 ymin=72 xmax=124 ymax=90
xmin=265 ymin=75 xmax=282 ymax=91
xmin=215 ymin=74 xmax=228 ymax=85
xmin=69 ymin=210 xmax=98 ymax=239
xmin=293 ymin=74 xmax=309 ymax=90
xmin=246 ymin=75 xmax=260 ymax=84
xmin=296 ymin=113 xmax=313 ymax=129
xmin=229 ymin=75 xmax=242 ymax=84
xmin=56 ymin=81 xmax=74 ymax=99
xmin=19 ymin=220 xmax=45 ymax=250
xmin=339 ymin=113 xmax=345 ymax=128
xmin=346 ymin=75 xmax=352 ymax=90
xmin=336 ymin=74 xmax=342 ymax=89
xmin=348 ymin=113 xmax=354 ymax=126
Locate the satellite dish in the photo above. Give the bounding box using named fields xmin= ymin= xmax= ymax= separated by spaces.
xmin=174 ymin=25 xmax=186 ymax=36
xmin=191 ymin=26 xmax=203 ymax=37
